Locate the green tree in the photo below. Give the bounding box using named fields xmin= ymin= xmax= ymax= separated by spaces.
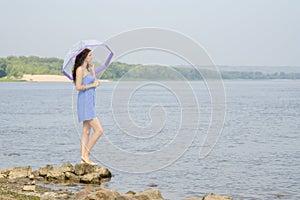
xmin=0 ymin=63 xmax=7 ymax=78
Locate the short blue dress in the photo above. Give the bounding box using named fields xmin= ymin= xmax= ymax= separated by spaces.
xmin=77 ymin=74 xmax=97 ymax=122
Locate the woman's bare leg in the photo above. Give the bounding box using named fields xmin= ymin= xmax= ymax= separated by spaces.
xmin=82 ymin=117 xmax=103 ymax=163
xmin=81 ymin=121 xmax=91 ymax=162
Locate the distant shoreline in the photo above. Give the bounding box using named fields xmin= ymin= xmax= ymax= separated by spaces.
xmin=0 ymin=75 xmax=300 ymax=82
xmin=0 ymin=74 xmax=111 ymax=82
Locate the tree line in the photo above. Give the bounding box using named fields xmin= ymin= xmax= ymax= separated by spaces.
xmin=0 ymin=56 xmax=299 ymax=80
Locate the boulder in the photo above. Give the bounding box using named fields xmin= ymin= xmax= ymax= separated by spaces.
xmin=32 ymin=163 xmax=112 ymax=184
xmin=90 ymin=165 xmax=112 ymax=178
xmin=74 ymin=163 xmax=88 ymax=176
xmin=59 ymin=162 xmax=74 ymax=173
xmin=65 ymin=171 xmax=80 ymax=182
xmin=34 ymin=164 xmax=54 ymax=177
xmin=46 ymin=167 xmax=66 ymax=181
xmin=80 ymin=173 xmax=101 ymax=184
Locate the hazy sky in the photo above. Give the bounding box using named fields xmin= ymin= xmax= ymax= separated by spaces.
xmin=0 ymin=0 xmax=299 ymax=66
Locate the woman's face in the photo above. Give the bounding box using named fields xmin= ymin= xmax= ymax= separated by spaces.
xmin=85 ymin=52 xmax=93 ymax=63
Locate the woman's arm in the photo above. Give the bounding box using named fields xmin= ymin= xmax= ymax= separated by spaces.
xmin=75 ymin=67 xmax=96 ymax=90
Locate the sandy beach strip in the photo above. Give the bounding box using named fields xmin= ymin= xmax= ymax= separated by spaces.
xmin=21 ymin=74 xmax=111 ymax=82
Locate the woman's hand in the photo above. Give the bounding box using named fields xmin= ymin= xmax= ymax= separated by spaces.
xmin=89 ymin=63 xmax=94 ymax=69
xmin=93 ymin=79 xmax=101 ymax=88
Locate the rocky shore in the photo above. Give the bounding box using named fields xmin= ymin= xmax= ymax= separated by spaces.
xmin=0 ymin=163 xmax=233 ymax=200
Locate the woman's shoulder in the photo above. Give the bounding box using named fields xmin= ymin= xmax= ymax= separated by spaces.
xmin=76 ymin=66 xmax=83 ymax=71
xmin=76 ymin=66 xmax=84 ymax=73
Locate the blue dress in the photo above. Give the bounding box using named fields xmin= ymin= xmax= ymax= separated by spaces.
xmin=77 ymin=74 xmax=97 ymax=122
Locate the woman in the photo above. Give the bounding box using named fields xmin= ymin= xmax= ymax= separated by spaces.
xmin=72 ymin=48 xmax=103 ymax=165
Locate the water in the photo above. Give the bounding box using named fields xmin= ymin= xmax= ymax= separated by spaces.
xmin=0 ymin=80 xmax=299 ymax=199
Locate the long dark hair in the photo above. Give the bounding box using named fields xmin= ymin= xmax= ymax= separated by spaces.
xmin=72 ymin=48 xmax=91 ymax=83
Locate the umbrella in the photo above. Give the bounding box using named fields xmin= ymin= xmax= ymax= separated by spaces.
xmin=62 ymin=40 xmax=114 ymax=80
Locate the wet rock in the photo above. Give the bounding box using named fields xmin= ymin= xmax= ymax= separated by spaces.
xmin=3 ymin=153 xmax=20 ymax=156
xmin=65 ymin=171 xmax=80 ymax=182
xmin=91 ymin=165 xmax=112 ymax=178
xmin=202 ymin=193 xmax=233 ymax=200
xmin=80 ymin=172 xmax=101 ymax=184
xmin=147 ymin=183 xmax=158 ymax=187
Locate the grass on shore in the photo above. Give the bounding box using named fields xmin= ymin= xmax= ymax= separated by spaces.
xmin=0 ymin=185 xmax=39 ymax=200
xmin=0 ymin=77 xmax=25 ymax=82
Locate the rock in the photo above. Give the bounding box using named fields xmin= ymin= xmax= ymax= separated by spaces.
xmin=0 ymin=169 xmax=11 ymax=176
xmin=75 ymin=186 xmax=97 ymax=200
xmin=3 ymin=153 xmax=20 ymax=156
xmin=274 ymin=194 xmax=284 ymax=198
xmin=40 ymin=192 xmax=60 ymax=200
xmin=46 ymin=167 xmax=66 ymax=181
xmin=40 ymin=191 xmax=73 ymax=200
xmin=35 ymin=164 xmax=54 ymax=177
xmin=31 ymin=163 xmax=112 ymax=184
xmin=8 ymin=166 xmax=32 ymax=179
xmin=147 ymin=183 xmax=158 ymax=187
xmin=202 ymin=193 xmax=233 ymax=200
xmin=80 ymin=173 xmax=101 ymax=184
xmin=133 ymin=189 xmax=164 ymax=200
xmin=23 ymin=185 xmax=36 ymax=191
xmin=29 ymin=174 xmax=35 ymax=180
xmin=74 ymin=163 xmax=112 ymax=178
xmin=85 ymin=187 xmax=120 ymax=200
xmin=88 ymin=165 xmax=112 ymax=178
xmin=65 ymin=171 xmax=80 ymax=182
xmin=125 ymin=190 xmax=136 ymax=195
xmin=74 ymin=163 xmax=88 ymax=176
xmin=43 ymin=163 xmax=74 ymax=182
xmin=59 ymin=162 xmax=74 ymax=173
xmin=0 ymin=173 xmax=7 ymax=179
xmin=0 ymin=163 xmax=171 ymax=200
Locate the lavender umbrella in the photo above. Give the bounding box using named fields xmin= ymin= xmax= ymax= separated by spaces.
xmin=62 ymin=40 xmax=113 ymax=80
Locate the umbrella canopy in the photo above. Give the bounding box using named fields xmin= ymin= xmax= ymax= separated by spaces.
xmin=62 ymin=40 xmax=113 ymax=80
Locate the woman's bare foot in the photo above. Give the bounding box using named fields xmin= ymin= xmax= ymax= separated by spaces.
xmin=81 ymin=156 xmax=97 ymax=165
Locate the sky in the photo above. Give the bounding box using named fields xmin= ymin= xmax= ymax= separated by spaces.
xmin=0 ymin=0 xmax=299 ymax=66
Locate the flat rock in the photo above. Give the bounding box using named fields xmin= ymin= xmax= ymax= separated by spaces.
xmin=23 ymin=185 xmax=36 ymax=191
xmin=8 ymin=166 xmax=32 ymax=179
